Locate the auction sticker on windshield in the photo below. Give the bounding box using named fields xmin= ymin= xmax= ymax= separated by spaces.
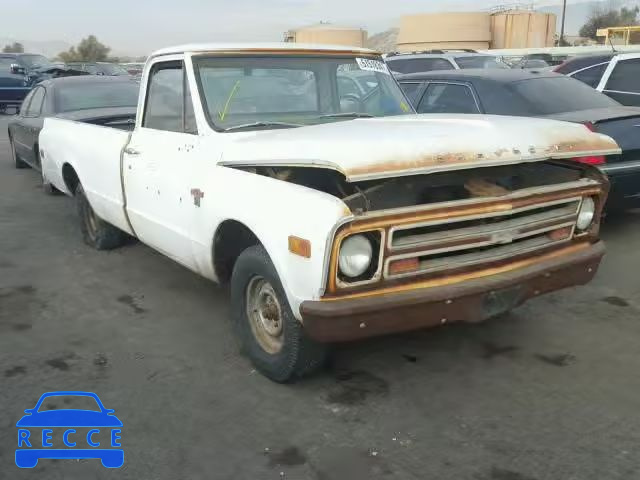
xmin=356 ymin=58 xmax=390 ymax=75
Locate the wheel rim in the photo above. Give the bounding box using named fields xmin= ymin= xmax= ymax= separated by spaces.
xmin=84 ymin=202 xmax=98 ymax=242
xmin=246 ymin=276 xmax=284 ymax=354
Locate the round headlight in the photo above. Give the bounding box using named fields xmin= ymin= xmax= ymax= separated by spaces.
xmin=338 ymin=235 xmax=373 ymax=278
xmin=576 ymin=197 xmax=595 ymax=230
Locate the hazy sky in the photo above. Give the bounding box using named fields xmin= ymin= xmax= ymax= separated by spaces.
xmin=2 ymin=0 xmax=598 ymax=55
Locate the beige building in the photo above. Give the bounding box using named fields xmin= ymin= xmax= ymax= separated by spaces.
xmin=491 ymin=11 xmax=556 ymax=49
xmin=397 ymin=12 xmax=492 ymax=51
xmin=396 ymin=10 xmax=556 ymax=52
xmin=284 ymin=23 xmax=367 ymax=47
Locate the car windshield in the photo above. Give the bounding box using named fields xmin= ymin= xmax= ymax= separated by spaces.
xmin=509 ymin=76 xmax=619 ymax=115
xmin=193 ymin=55 xmax=412 ymax=131
xmin=55 ymin=81 xmax=139 ymax=112
xmin=99 ymin=63 xmax=130 ymax=75
xmin=36 ymin=395 xmax=101 ymax=412
xmin=455 ymin=56 xmax=509 ymax=69
xmin=19 ymin=54 xmax=55 ymax=69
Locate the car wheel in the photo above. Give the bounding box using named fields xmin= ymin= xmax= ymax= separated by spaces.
xmin=76 ymin=183 xmax=127 ymax=250
xmin=9 ymin=134 xmax=28 ymax=169
xmin=231 ymin=245 xmax=327 ymax=382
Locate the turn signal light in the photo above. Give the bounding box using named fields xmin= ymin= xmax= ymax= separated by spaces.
xmin=288 ymin=236 xmax=311 ymax=258
xmin=548 ymin=226 xmax=572 ymax=241
xmin=388 ymin=257 xmax=420 ymax=275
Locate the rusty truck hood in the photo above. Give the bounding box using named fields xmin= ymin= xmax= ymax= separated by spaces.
xmin=219 ymin=114 xmax=620 ymax=182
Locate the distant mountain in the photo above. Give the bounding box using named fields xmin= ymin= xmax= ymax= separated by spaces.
xmin=0 ymin=38 xmax=72 ymax=58
xmin=367 ymin=28 xmax=399 ymax=52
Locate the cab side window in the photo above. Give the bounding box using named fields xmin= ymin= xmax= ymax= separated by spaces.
xmin=143 ymin=61 xmax=197 ymax=134
xmin=26 ymin=87 xmax=45 ymax=117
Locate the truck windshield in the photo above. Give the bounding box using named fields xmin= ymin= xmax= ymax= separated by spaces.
xmin=192 ymin=55 xmax=413 ymax=131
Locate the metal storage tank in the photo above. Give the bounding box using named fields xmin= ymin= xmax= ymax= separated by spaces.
xmin=490 ymin=11 xmax=556 ymax=48
xmin=396 ymin=13 xmax=492 ymax=52
xmin=284 ymin=23 xmax=367 ymax=47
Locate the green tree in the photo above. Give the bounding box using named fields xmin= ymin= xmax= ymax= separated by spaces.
xmin=579 ymin=6 xmax=639 ymax=40
xmin=2 ymin=42 xmax=24 ymax=53
xmin=57 ymin=35 xmax=111 ymax=62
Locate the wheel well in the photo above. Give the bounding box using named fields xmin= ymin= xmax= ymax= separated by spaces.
xmin=62 ymin=163 xmax=80 ymax=195
xmin=213 ymin=220 xmax=261 ymax=284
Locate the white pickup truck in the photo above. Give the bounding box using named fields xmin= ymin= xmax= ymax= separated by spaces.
xmin=39 ymin=43 xmax=619 ymax=382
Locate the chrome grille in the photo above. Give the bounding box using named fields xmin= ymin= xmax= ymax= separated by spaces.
xmin=385 ymin=197 xmax=582 ymax=279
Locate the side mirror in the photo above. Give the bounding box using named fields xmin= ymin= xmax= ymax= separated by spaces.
xmin=10 ymin=64 xmax=26 ymax=75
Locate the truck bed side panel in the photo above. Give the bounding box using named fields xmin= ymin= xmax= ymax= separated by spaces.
xmin=40 ymin=118 xmax=133 ymax=234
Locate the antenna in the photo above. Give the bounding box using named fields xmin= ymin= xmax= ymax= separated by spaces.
xmin=608 ymin=35 xmax=618 ymax=53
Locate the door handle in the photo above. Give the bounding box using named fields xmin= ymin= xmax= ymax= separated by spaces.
xmin=124 ymin=147 xmax=141 ymax=155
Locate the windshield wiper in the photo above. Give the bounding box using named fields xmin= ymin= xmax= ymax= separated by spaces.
xmin=317 ymin=112 xmax=375 ymax=119
xmin=224 ymin=121 xmax=303 ymax=132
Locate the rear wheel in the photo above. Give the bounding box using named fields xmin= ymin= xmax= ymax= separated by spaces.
xmin=76 ymin=183 xmax=127 ymax=250
xmin=9 ymin=134 xmax=28 ymax=169
xmin=231 ymin=245 xmax=327 ymax=382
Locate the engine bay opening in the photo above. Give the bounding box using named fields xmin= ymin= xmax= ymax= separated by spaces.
xmin=236 ymin=161 xmax=592 ymax=213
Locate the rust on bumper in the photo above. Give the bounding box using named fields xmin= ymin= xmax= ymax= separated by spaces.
xmin=301 ymin=241 xmax=605 ymax=343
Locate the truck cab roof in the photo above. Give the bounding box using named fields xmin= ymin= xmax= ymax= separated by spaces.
xmin=149 ymin=42 xmax=378 ymax=59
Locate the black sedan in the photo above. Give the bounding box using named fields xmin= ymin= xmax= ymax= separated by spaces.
xmin=8 ymin=76 xmax=138 ymax=187
xmin=397 ymin=69 xmax=640 ymax=210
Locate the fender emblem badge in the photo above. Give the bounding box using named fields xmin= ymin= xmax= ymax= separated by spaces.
xmin=190 ymin=188 xmax=204 ymax=207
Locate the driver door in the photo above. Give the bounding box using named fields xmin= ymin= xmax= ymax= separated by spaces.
xmin=123 ymin=59 xmax=200 ymax=269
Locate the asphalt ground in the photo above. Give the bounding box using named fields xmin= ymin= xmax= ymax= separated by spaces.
xmin=1 ymin=113 xmax=639 ymax=480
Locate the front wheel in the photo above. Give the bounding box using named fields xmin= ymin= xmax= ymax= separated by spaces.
xmin=76 ymin=183 xmax=127 ymax=250
xmin=231 ymin=245 xmax=327 ymax=382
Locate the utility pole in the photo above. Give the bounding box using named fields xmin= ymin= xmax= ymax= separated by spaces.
xmin=560 ymin=0 xmax=567 ymax=45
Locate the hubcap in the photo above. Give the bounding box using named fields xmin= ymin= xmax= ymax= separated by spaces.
xmin=246 ymin=276 xmax=284 ymax=354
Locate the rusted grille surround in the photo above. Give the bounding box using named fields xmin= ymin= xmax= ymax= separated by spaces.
xmin=325 ymin=172 xmax=608 ymax=298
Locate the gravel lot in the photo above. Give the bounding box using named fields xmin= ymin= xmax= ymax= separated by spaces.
xmin=1 ymin=113 xmax=639 ymax=480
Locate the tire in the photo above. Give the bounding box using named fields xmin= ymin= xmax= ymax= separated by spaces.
xmin=9 ymin=134 xmax=28 ymax=169
xmin=76 ymin=183 xmax=127 ymax=250
xmin=231 ymin=245 xmax=327 ymax=382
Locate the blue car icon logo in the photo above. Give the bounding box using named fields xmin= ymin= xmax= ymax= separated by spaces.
xmin=15 ymin=391 xmax=123 ymax=468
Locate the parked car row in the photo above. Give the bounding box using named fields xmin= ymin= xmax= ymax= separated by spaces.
xmin=1 ymin=53 xmax=143 ymax=114
xmin=396 ymin=68 xmax=640 ymax=209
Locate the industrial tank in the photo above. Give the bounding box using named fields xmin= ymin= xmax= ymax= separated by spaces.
xmin=490 ymin=11 xmax=556 ymax=48
xmin=396 ymin=13 xmax=492 ymax=52
xmin=284 ymin=23 xmax=367 ymax=47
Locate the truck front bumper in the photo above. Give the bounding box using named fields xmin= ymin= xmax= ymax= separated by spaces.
xmin=300 ymin=242 xmax=605 ymax=342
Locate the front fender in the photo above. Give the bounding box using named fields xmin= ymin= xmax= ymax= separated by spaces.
xmin=192 ymin=166 xmax=351 ymax=320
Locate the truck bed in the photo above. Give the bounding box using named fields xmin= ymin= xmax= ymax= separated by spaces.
xmin=40 ymin=117 xmax=134 ymax=235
